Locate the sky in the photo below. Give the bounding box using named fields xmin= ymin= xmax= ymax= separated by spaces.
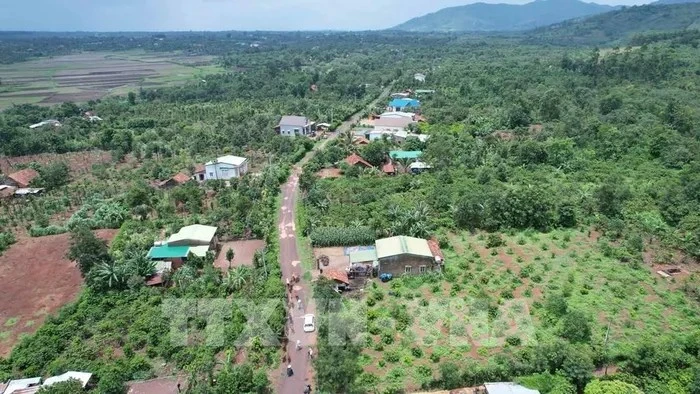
xmin=0 ymin=0 xmax=652 ymax=31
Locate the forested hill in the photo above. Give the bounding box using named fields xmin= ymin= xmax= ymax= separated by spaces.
xmin=526 ymin=2 xmax=700 ymax=45
xmin=391 ymin=0 xmax=616 ymax=32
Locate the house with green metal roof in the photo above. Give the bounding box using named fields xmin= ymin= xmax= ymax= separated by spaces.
xmin=389 ymin=150 xmax=422 ymax=160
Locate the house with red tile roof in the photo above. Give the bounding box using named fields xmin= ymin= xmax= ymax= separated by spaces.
xmin=4 ymin=168 xmax=39 ymax=188
xmin=344 ymin=153 xmax=372 ymax=168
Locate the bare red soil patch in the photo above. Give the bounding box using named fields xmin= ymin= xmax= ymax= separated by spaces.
xmin=214 ymin=239 xmax=265 ymax=270
xmin=0 ymin=229 xmax=117 ymax=357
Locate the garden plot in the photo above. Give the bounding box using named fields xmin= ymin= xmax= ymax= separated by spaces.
xmin=0 ymin=51 xmax=221 ymax=108
xmin=0 ymin=229 xmax=117 ymax=357
xmin=355 ymin=229 xmax=700 ymax=392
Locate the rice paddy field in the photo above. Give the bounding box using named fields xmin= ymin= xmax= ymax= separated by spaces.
xmin=0 ymin=51 xmax=222 ymax=109
xmin=356 ymin=228 xmax=700 ymax=392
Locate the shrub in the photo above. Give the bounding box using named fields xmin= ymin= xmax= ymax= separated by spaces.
xmin=310 ymin=226 xmax=375 ymax=246
xmin=486 ymin=233 xmax=505 ymax=248
xmin=506 ymin=336 xmax=522 ymax=346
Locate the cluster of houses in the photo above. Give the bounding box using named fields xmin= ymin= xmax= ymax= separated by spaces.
xmin=145 ymin=224 xmax=219 ymax=285
xmin=27 ymin=112 xmax=102 ymax=130
xmin=155 ymin=154 xmax=249 ymax=189
xmin=342 ymin=149 xmax=430 ymax=176
xmin=1 ymin=371 xmax=92 ymax=394
xmin=0 ymin=168 xmax=44 ymax=199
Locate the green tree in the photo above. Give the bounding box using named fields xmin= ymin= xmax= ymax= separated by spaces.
xmin=226 ymin=247 xmax=235 ymax=270
xmin=584 ymin=380 xmax=643 ymax=394
xmin=67 ymin=226 xmax=112 ymax=277
xmin=560 ymin=310 xmax=592 ymax=343
xmin=34 ymin=162 xmax=70 ymax=191
xmin=559 ymin=345 xmax=594 ymax=391
xmin=594 ymin=177 xmax=631 ymax=218
xmin=361 ymin=141 xmax=387 ymax=167
xmin=127 ymin=91 xmax=137 ymax=105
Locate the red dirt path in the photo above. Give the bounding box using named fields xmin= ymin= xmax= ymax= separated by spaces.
xmin=0 ymin=229 xmax=117 ymax=357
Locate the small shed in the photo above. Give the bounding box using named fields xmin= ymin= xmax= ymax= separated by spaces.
xmin=5 ymin=168 xmax=39 ymax=188
xmin=484 ymin=382 xmax=540 ymax=394
xmin=43 ymin=371 xmax=92 ymax=388
xmin=3 ymin=377 xmax=41 ymax=394
xmin=146 ymin=245 xmax=190 ymax=268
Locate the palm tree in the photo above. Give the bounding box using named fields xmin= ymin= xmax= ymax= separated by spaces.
xmin=224 ymin=267 xmax=247 ymax=291
xmin=93 ymin=261 xmax=126 ymax=289
xmin=127 ymin=254 xmax=156 ymax=278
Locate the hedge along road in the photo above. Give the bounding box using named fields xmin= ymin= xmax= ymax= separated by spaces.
xmin=276 ymin=83 xmax=394 ymax=394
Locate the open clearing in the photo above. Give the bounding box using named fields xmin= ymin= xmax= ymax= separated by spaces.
xmin=0 ymin=51 xmax=221 ymax=109
xmin=214 ymin=239 xmax=266 ymax=270
xmin=0 ymin=229 xmax=118 ymax=357
xmin=0 ymin=150 xmax=112 ymax=176
xmin=357 ymin=229 xmax=700 ymax=392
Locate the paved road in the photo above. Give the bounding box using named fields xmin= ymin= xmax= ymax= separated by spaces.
xmin=276 ymin=84 xmax=393 ymax=394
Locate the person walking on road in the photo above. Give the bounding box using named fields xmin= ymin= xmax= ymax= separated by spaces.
xmin=296 ymin=296 xmax=302 ymax=310
xmin=296 ymin=339 xmax=301 ymax=350
xmin=308 ymin=347 xmax=313 ymax=359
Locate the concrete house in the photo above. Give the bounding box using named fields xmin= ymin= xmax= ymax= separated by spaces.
xmin=373 ymin=117 xmax=415 ymax=133
xmin=347 ymin=236 xmax=443 ymax=277
xmin=146 ymin=225 xmax=218 ymax=270
xmin=199 ymin=155 xmax=248 ymax=181
xmin=277 ymin=115 xmax=314 ymax=137
xmin=414 ymin=73 xmax=426 ymax=82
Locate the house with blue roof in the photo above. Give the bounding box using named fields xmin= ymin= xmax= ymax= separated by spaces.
xmin=389 ymin=98 xmax=420 ymax=111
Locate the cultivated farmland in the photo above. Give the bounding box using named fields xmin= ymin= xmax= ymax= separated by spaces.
xmin=0 ymin=51 xmax=221 ymax=109
xmin=0 ymin=229 xmax=118 ymax=356
xmin=353 ymin=229 xmax=700 ymax=392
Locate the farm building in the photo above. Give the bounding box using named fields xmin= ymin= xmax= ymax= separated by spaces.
xmin=276 ymin=115 xmax=314 ymax=137
xmin=146 ymin=225 xmax=218 ymax=268
xmin=409 ymin=161 xmax=432 ymax=174
xmin=483 ymin=382 xmax=540 ymax=394
xmin=156 ymin=172 xmax=190 ymax=189
xmin=194 ymin=155 xmax=248 ymax=182
xmin=43 ymin=372 xmax=92 ymax=389
xmin=379 ymin=111 xmax=415 ymax=119
xmin=2 ymin=377 xmax=41 ymax=394
xmin=347 ymin=236 xmax=443 ymax=276
xmin=13 ymin=188 xmax=44 ymax=197
xmin=28 ymin=119 xmax=61 ymax=129
xmin=167 ymin=224 xmax=218 ymax=248
xmin=375 ymin=236 xmax=443 ymax=276
xmin=381 ymin=162 xmax=396 ymax=176
xmin=344 ymin=153 xmax=373 ymax=168
xmin=388 ymin=98 xmax=420 ymax=112
xmin=0 ymin=185 xmax=16 ymax=199
xmin=414 ymin=73 xmax=426 ymax=82
xmin=389 ymin=150 xmax=422 ymax=161
xmin=373 ymin=117 xmax=415 ymax=133
xmin=4 ymin=168 xmax=39 ymax=188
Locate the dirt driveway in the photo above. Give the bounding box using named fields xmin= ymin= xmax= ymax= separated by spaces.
xmin=0 ymin=229 xmax=117 ymax=357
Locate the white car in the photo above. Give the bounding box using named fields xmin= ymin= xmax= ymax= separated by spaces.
xmin=303 ymin=314 xmax=315 ymax=333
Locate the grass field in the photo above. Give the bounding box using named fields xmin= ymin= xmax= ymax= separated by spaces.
xmin=0 ymin=51 xmax=222 ymax=109
xmin=355 ymin=228 xmax=700 ymax=392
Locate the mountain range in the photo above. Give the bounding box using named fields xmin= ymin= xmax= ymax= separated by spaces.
xmin=391 ymin=0 xmax=700 ymax=32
